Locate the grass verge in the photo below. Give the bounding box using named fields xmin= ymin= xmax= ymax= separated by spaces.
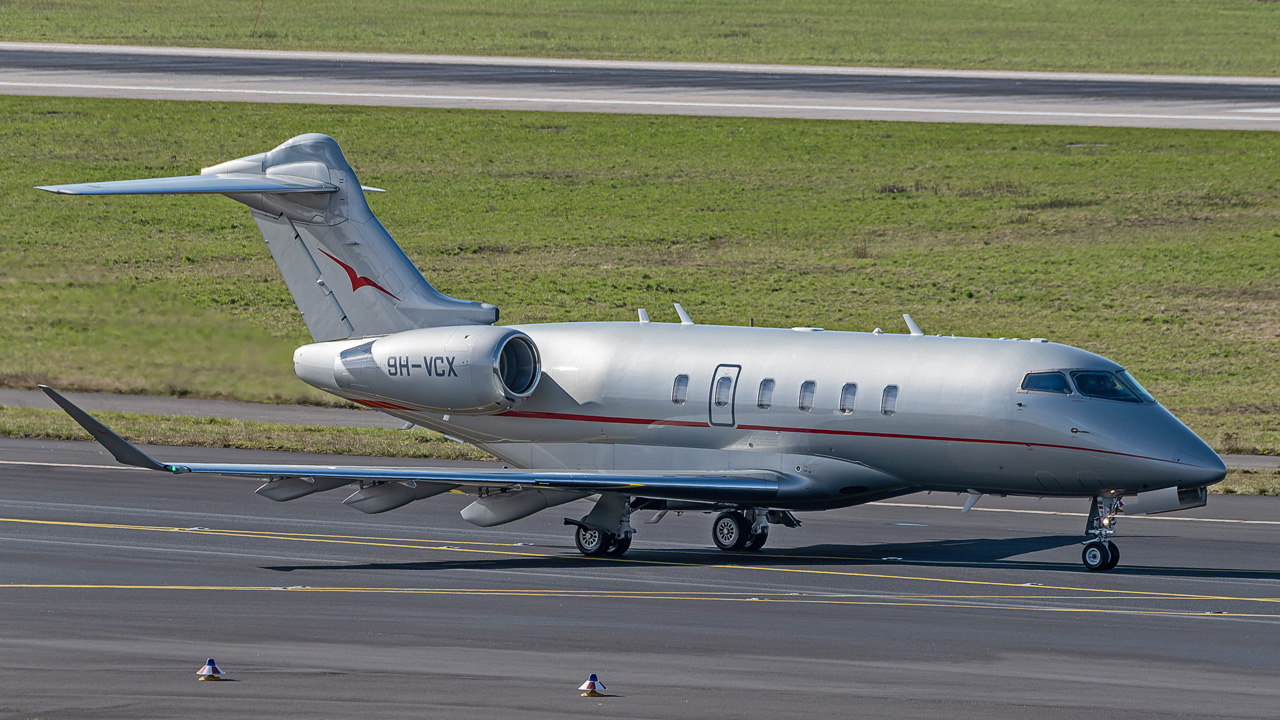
xmin=3 ymin=1 xmax=1278 ymax=75
xmin=0 ymin=406 xmax=492 ymax=461
xmin=1213 ymin=470 xmax=1280 ymax=497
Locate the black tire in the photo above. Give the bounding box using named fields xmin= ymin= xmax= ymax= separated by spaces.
xmin=575 ymin=526 xmax=613 ymax=556
xmin=606 ymin=535 xmax=632 ymax=556
xmin=1102 ymin=541 xmax=1120 ymax=570
xmin=1082 ymin=541 xmax=1111 ymax=571
xmin=712 ymin=512 xmax=749 ymax=551
xmin=743 ymin=528 xmax=769 ymax=552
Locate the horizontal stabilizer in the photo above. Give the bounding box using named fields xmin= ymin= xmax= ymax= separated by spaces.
xmin=37 ymin=133 xmax=498 ymax=340
xmin=36 ymin=174 xmax=337 ymax=196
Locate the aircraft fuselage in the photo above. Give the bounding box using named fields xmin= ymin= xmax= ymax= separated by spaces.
xmin=295 ymin=321 xmax=1225 ymax=510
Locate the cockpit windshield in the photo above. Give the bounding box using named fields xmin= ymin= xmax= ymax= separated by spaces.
xmin=1116 ymin=369 xmax=1156 ymax=403
xmin=1070 ymin=370 xmax=1145 ymax=403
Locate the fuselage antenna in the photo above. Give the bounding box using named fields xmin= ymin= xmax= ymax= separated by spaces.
xmin=674 ymin=303 xmax=694 ymax=325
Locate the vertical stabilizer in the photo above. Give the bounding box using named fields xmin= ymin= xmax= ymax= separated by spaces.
xmin=38 ymin=134 xmax=498 ymax=340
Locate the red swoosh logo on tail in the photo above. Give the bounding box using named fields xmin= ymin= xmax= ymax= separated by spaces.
xmin=317 ymin=248 xmax=400 ymax=301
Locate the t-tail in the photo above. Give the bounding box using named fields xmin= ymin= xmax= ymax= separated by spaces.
xmin=37 ymin=134 xmax=497 ymax=341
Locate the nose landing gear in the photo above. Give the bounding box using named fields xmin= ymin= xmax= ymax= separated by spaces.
xmin=1082 ymin=496 xmax=1122 ymax=571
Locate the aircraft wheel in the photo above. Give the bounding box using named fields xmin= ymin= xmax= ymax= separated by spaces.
xmin=1081 ymin=541 xmax=1111 ymax=572
xmin=712 ymin=511 xmax=750 ymax=551
xmin=1101 ymin=541 xmax=1120 ymax=570
xmin=606 ymin=535 xmax=632 ymax=556
xmin=743 ymin=528 xmax=769 ymax=552
xmin=575 ymin=526 xmax=612 ymax=556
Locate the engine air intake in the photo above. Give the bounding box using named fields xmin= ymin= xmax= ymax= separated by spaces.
xmin=497 ymin=334 xmax=539 ymax=397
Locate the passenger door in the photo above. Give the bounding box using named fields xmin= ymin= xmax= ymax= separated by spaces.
xmin=708 ymin=364 xmax=742 ymax=427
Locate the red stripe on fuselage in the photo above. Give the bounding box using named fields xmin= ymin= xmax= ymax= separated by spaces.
xmin=353 ymin=398 xmax=417 ymax=411
xmin=498 ymin=409 xmax=705 ymax=428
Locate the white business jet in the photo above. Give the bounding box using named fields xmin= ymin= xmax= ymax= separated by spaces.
xmin=37 ymin=134 xmax=1226 ymax=571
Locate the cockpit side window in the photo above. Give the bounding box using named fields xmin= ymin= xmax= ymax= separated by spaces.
xmin=1020 ymin=371 xmax=1071 ymax=395
xmin=1070 ymin=371 xmax=1142 ymax=403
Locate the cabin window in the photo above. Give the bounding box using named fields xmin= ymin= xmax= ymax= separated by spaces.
xmin=713 ymin=376 xmax=733 ymax=407
xmin=671 ymin=374 xmax=689 ymax=404
xmin=839 ymin=383 xmax=858 ymax=414
xmin=1020 ymin=371 xmax=1071 ymax=395
xmin=798 ymin=381 xmax=816 ymax=412
xmin=1070 ymin=371 xmax=1142 ymax=403
xmin=881 ymin=385 xmax=899 ymax=416
xmin=757 ymin=379 xmax=775 ymax=409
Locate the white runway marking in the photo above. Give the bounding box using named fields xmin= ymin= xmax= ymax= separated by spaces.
xmin=1 ymin=80 xmax=1274 ymax=125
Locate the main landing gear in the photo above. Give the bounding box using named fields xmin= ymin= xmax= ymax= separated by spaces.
xmin=712 ymin=509 xmax=769 ymax=551
xmin=1081 ymin=495 xmax=1123 ymax=572
xmin=565 ymin=494 xmax=635 ymax=558
xmin=572 ymin=525 xmax=632 ymax=557
xmin=566 ymin=498 xmax=798 ymax=557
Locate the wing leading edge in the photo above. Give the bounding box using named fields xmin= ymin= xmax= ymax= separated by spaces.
xmin=39 ymin=386 xmax=788 ymax=504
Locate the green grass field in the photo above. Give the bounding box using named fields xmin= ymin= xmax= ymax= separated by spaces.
xmin=2 ymin=96 xmax=1277 ymax=455
xmin=3 ymin=0 xmax=1279 ymax=75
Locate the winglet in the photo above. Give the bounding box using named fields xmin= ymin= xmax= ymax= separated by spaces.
xmin=38 ymin=386 xmax=177 ymax=472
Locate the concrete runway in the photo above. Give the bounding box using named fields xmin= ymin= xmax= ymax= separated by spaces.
xmin=2 ymin=436 xmax=1278 ymax=719
xmin=2 ymin=42 xmax=1279 ymax=130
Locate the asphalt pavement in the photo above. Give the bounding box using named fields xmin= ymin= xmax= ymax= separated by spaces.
xmin=1 ymin=436 xmax=1278 ymax=719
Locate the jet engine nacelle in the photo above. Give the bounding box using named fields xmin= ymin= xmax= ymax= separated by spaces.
xmin=294 ymin=325 xmax=540 ymax=414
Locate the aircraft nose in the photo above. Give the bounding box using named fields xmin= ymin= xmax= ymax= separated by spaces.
xmin=1174 ymin=429 xmax=1227 ymax=487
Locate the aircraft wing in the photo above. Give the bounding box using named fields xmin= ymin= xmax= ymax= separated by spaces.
xmin=40 ymin=386 xmax=787 ymax=504
xmin=35 ymin=174 xmax=338 ymax=195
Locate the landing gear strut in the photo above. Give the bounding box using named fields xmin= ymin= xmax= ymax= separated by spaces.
xmin=712 ymin=509 xmax=771 ymax=552
xmin=1082 ymin=496 xmax=1123 ymax=572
